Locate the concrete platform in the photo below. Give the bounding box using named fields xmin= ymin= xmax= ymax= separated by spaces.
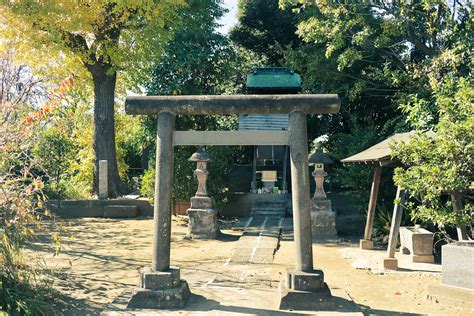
xmin=46 ymin=198 xmax=153 ymax=218
xmin=340 ymin=247 xmax=441 ymax=274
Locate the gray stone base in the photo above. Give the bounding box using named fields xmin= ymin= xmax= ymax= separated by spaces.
xmin=139 ymin=266 xmax=180 ymax=290
xmin=127 ymin=280 xmax=191 ymax=309
xmin=311 ymin=210 xmax=337 ymax=240
xmin=278 ymin=268 xmax=334 ymax=310
xmin=190 ymin=196 xmax=215 ymax=209
xmin=187 ymin=208 xmax=219 ymax=239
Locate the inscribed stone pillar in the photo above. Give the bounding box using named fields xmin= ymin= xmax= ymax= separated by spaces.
xmin=98 ymin=160 xmax=108 ymax=199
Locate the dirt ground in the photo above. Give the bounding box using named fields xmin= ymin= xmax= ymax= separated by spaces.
xmin=29 ymin=217 xmax=471 ymax=315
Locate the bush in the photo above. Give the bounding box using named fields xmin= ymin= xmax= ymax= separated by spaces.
xmin=141 ymin=146 xmax=238 ymax=209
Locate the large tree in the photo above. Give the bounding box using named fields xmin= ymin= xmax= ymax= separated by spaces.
xmin=229 ymin=0 xmax=301 ymax=65
xmin=0 ymin=1 xmax=182 ymax=196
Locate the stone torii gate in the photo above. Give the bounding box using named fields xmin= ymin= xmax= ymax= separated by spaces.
xmin=124 ymin=94 xmax=340 ymax=309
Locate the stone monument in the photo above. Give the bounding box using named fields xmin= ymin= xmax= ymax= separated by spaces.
xmin=186 ymin=147 xmax=219 ymax=239
xmin=308 ymin=143 xmax=337 ymax=239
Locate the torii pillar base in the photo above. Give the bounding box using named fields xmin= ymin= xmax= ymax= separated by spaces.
xmin=278 ymin=268 xmax=334 ymax=310
xmin=127 ymin=267 xmax=190 ymax=309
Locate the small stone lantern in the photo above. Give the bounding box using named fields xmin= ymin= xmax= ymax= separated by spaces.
xmin=188 ymin=147 xmax=212 ymax=197
xmin=308 ymin=142 xmax=337 ymax=239
xmin=308 ymin=142 xmax=334 ymax=200
xmin=186 ymin=147 xmax=219 ymax=239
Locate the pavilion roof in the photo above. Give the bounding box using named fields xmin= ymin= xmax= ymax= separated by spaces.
xmin=341 ymin=131 xmax=432 ymax=166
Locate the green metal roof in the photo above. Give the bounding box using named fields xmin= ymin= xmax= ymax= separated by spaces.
xmin=246 ymin=68 xmax=301 ymax=93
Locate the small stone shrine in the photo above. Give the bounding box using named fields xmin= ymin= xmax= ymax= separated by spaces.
xmin=186 ymin=147 xmax=219 ymax=239
xmin=309 ymin=143 xmax=337 ymax=239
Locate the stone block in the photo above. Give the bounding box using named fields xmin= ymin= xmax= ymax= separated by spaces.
xmin=383 ymin=257 xmax=398 ymax=270
xmin=127 ymin=280 xmax=190 ymax=309
xmin=311 ymin=210 xmax=337 ymax=240
xmin=278 ymin=282 xmax=334 ymax=310
xmin=139 ymin=266 xmax=180 ymax=290
xmin=190 ymin=196 xmax=215 ymax=209
xmin=285 ymin=268 xmax=324 ymax=292
xmin=442 ymin=242 xmax=474 ymax=289
xmin=399 ymin=226 xmax=434 ymax=261
xmin=187 ymin=208 xmax=219 ymax=239
xmin=311 ymin=198 xmax=332 ymax=212
xmin=359 ymin=239 xmax=374 ymax=250
xmin=98 ymin=160 xmax=108 ymax=200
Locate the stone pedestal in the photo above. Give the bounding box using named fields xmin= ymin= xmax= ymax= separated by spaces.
xmin=428 ymin=242 xmax=474 ymax=307
xmin=187 ymin=196 xmax=219 ymax=239
xmin=278 ymin=268 xmax=334 ymax=310
xmin=127 ymin=266 xmax=190 ymax=309
xmin=399 ymin=226 xmax=434 ymax=263
xmin=311 ymin=198 xmax=337 ymax=240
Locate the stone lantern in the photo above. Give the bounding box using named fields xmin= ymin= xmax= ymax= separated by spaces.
xmin=308 ymin=142 xmax=337 ymax=239
xmin=186 ymin=147 xmax=219 ymax=239
xmin=309 ymin=142 xmax=334 ymax=200
xmin=188 ymin=147 xmax=212 ymax=197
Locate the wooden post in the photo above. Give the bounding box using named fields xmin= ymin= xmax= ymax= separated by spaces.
xmin=383 ymin=187 xmax=407 ymax=270
xmin=360 ymin=165 xmax=382 ymax=250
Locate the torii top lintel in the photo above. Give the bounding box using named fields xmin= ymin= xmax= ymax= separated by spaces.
xmin=125 ymin=94 xmax=341 ymax=115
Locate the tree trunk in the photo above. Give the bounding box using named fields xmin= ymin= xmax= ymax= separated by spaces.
xmin=90 ymin=65 xmax=121 ymax=197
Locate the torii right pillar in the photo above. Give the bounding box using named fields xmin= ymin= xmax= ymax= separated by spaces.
xmin=278 ymin=110 xmax=334 ymax=310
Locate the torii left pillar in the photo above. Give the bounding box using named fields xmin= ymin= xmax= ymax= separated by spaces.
xmin=128 ymin=111 xmax=191 ymax=308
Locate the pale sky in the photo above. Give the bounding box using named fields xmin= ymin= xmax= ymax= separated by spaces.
xmin=217 ymin=0 xmax=239 ymax=34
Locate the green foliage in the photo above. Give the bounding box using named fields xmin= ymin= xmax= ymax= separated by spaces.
xmin=0 ymin=54 xmax=65 ymax=314
xmin=230 ymin=0 xmax=301 ymax=65
xmin=140 ymin=0 xmax=245 ymax=206
xmin=33 ymin=127 xmax=77 ymax=198
xmin=393 ymin=78 xmax=473 ymax=229
xmin=141 ymin=146 xmax=238 ymax=208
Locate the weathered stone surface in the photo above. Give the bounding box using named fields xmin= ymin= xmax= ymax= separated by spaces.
xmin=127 ymin=280 xmax=190 ymax=309
xmin=400 ymin=226 xmax=434 ymax=263
xmin=98 ymin=160 xmax=108 ymax=200
xmin=46 ymin=199 xmax=151 ymax=218
xmin=125 ymin=94 xmax=341 ymax=115
xmin=187 ymin=208 xmax=219 ymax=239
xmin=311 ymin=198 xmax=332 ymax=212
xmin=139 ymin=266 xmax=180 ymax=290
xmin=359 ymin=239 xmax=374 ymax=250
xmin=289 ymin=110 xmax=313 ymax=272
xmin=190 ymin=196 xmax=215 ymax=209
xmin=311 ymin=208 xmax=337 ymax=240
xmin=286 ymin=268 xmax=324 ymax=292
xmin=442 ymin=242 xmax=474 ymax=289
xmin=278 ymin=282 xmax=334 ymax=310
